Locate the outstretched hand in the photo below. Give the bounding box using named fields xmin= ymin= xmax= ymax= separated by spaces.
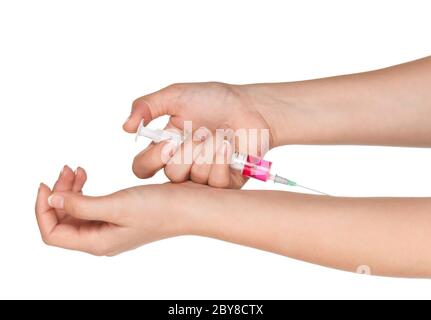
xmin=35 ymin=166 xmax=200 ymax=256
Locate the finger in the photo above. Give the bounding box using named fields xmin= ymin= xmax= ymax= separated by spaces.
xmin=132 ymin=140 xmax=174 ymax=179
xmin=123 ymin=84 xmax=184 ymax=133
xmin=46 ymin=222 xmax=125 ymax=256
xmin=164 ymin=128 xmax=209 ymax=183
xmin=132 ymin=122 xmax=182 ymax=179
xmin=47 ymin=191 xmax=123 ymax=224
xmin=53 ymin=165 xmax=75 ymax=192
xmin=190 ymin=132 xmax=215 ymax=184
xmin=208 ymin=140 xmax=232 ymax=188
xmin=72 ymin=167 xmax=87 ymax=193
xmin=51 ymin=165 xmax=75 ymax=219
xmin=35 ymin=183 xmax=58 ymax=243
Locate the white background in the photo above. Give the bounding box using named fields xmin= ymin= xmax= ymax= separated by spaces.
xmin=1 ymin=0 xmax=431 ymax=299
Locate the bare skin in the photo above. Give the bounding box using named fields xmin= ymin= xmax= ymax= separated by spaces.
xmin=36 ymin=56 xmax=431 ymax=277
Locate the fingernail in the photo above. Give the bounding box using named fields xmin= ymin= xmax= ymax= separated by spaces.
xmin=74 ymin=167 xmax=79 ymax=175
xmin=59 ymin=165 xmax=67 ymax=178
xmin=48 ymin=194 xmax=64 ymax=209
xmin=161 ymin=141 xmax=179 ymax=163
xmin=195 ymin=127 xmax=210 ymax=142
xmin=222 ymin=140 xmax=230 ymax=154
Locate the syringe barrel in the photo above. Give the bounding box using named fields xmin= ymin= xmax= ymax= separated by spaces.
xmin=230 ymin=152 xmax=272 ymax=181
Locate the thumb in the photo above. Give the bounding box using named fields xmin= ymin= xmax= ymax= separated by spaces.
xmin=47 ymin=192 xmax=121 ymax=224
xmin=123 ymin=84 xmax=181 ymax=133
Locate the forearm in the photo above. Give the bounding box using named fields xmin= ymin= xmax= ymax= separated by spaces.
xmin=246 ymin=56 xmax=431 ymax=147
xmin=181 ymin=188 xmax=431 ymax=278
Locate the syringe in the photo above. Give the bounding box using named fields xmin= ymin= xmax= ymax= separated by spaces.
xmin=230 ymin=152 xmax=329 ymax=195
xmin=135 ymin=120 xmax=328 ymax=195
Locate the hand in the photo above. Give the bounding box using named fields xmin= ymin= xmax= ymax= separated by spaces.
xmin=123 ymin=82 xmax=275 ymax=189
xmin=35 ymin=166 xmax=196 ymax=256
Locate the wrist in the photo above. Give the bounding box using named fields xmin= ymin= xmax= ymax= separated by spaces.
xmin=238 ymin=83 xmax=306 ymax=147
xmin=174 ymin=183 xmax=233 ymax=236
xmin=239 ymin=81 xmax=345 ymax=146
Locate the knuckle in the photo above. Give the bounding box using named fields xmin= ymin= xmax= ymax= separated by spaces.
xmin=89 ymin=236 xmax=117 ymax=257
xmin=131 ymin=99 xmax=141 ymax=112
xmin=209 ymin=178 xmax=230 ymax=189
xmin=132 ymin=158 xmax=153 ymax=179
xmin=132 ymin=97 xmax=146 ymax=109
xmin=190 ymin=174 xmax=207 ymax=184
xmin=105 ymin=251 xmax=119 ymax=257
xmin=166 ymin=82 xmax=185 ymax=91
xmin=41 ymin=234 xmax=52 ymax=246
xmin=164 ymin=166 xmax=187 ymax=183
xmin=169 ymin=174 xmax=187 ymax=183
xmin=89 ymin=249 xmax=104 ymax=257
xmin=132 ymin=163 xmax=145 ymax=179
xmin=41 ymin=231 xmax=61 ymax=248
xmin=89 ymin=244 xmax=110 ymax=257
xmin=190 ymin=168 xmax=208 ymax=184
xmin=163 ymin=83 xmax=188 ymax=100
